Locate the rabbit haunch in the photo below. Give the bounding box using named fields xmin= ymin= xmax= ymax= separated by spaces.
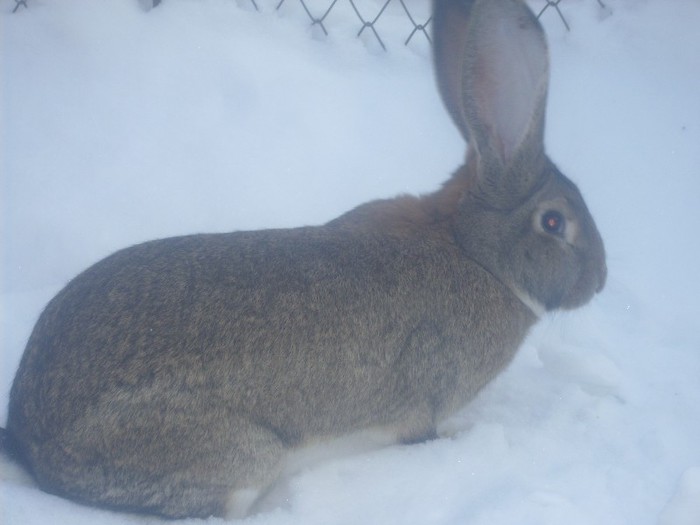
xmin=1 ymin=0 xmax=606 ymax=519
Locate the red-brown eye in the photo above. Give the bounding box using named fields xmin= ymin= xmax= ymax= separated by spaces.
xmin=542 ymin=210 xmax=565 ymax=235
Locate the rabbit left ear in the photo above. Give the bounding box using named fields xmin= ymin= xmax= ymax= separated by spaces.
xmin=433 ymin=0 xmax=474 ymax=144
xmin=434 ymin=0 xmax=551 ymax=199
xmin=464 ymin=0 xmax=549 ymax=167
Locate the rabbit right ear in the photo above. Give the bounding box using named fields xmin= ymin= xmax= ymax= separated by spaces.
xmin=433 ymin=0 xmax=550 ymax=201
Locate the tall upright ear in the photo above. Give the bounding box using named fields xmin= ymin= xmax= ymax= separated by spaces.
xmin=433 ymin=0 xmax=550 ymax=195
xmin=432 ymin=0 xmax=475 ymax=143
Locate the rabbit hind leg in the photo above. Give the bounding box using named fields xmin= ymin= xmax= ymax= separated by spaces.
xmin=126 ymin=415 xmax=288 ymax=519
xmin=28 ymin=413 xmax=286 ymax=519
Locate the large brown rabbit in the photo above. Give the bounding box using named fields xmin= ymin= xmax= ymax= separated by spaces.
xmin=2 ymin=0 xmax=606 ymax=518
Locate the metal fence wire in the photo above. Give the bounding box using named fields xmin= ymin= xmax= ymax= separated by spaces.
xmin=11 ymin=0 xmax=610 ymax=49
xmin=273 ymin=0 xmax=433 ymax=50
xmin=237 ymin=0 xmax=608 ymax=50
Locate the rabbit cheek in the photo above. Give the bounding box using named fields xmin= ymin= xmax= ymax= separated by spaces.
xmin=557 ymin=247 xmax=606 ymax=310
xmin=544 ymin=245 xmax=599 ymax=311
xmin=507 ymin=230 xmax=576 ymax=313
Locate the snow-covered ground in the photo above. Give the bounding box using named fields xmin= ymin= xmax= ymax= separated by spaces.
xmin=1 ymin=0 xmax=699 ymax=523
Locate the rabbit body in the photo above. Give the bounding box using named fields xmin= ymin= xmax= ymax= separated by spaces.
xmin=8 ymin=193 xmax=534 ymax=517
xmin=3 ymin=0 xmax=606 ymax=518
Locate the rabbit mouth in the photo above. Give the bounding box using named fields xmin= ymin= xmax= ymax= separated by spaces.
xmin=521 ymin=260 xmax=606 ymax=314
xmin=540 ymin=289 xmax=585 ymax=312
xmin=558 ymin=267 xmax=606 ymax=311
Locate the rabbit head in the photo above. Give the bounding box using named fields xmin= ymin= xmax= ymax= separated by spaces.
xmin=433 ymin=0 xmax=606 ymax=314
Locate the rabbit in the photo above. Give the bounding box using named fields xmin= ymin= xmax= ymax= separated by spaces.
xmin=1 ymin=0 xmax=606 ymax=519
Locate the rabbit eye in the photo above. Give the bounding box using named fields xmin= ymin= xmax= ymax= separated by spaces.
xmin=541 ymin=210 xmax=565 ymax=235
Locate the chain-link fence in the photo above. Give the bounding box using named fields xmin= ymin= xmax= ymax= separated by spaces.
xmin=12 ymin=0 xmax=27 ymax=12
xmin=11 ymin=0 xmax=610 ymax=49
xmin=230 ymin=0 xmax=609 ymax=50
xmin=262 ymin=0 xmax=433 ymax=50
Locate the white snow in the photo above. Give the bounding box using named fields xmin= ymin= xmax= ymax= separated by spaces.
xmin=1 ymin=0 xmax=699 ymax=524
